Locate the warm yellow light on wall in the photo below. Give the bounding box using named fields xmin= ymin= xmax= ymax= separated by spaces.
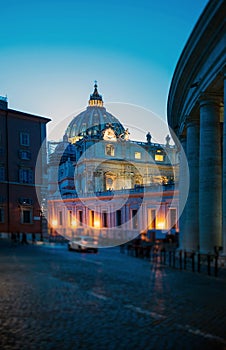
xmin=135 ymin=152 xmax=141 ymax=159
xmin=71 ymin=219 xmax=77 ymax=227
xmin=157 ymin=221 xmax=165 ymax=230
xmin=89 ymin=99 xmax=103 ymax=107
xmin=52 ymin=219 xmax=58 ymax=227
xmin=94 ymin=220 xmax=100 ymax=228
xmin=155 ymin=154 xmax=164 ymax=162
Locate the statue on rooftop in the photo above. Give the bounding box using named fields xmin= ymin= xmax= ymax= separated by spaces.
xmin=146 ymin=132 xmax=152 ymax=143
xmin=166 ymin=134 xmax=171 ymax=146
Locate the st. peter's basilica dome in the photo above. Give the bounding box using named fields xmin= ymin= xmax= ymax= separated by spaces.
xmin=65 ymin=83 xmax=125 ymax=143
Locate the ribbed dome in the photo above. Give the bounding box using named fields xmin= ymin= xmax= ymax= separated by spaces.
xmin=65 ymin=83 xmax=125 ymax=143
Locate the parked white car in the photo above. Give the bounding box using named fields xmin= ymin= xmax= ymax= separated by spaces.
xmin=68 ymin=236 xmax=98 ymax=253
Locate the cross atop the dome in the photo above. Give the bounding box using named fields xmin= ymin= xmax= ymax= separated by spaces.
xmin=93 ymin=81 xmax=99 ymax=95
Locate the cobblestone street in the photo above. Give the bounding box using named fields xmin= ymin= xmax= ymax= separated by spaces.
xmin=0 ymin=239 xmax=226 ymax=350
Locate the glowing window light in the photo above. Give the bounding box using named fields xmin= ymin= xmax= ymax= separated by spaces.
xmin=135 ymin=152 xmax=141 ymax=159
xmin=156 ymin=221 xmax=165 ymax=230
xmin=94 ymin=220 xmax=100 ymax=228
xmin=52 ymin=219 xmax=58 ymax=227
xmin=71 ymin=219 xmax=77 ymax=227
xmin=155 ymin=154 xmax=164 ymax=162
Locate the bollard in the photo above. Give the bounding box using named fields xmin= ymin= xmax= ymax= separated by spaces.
xmin=151 ymin=248 xmax=154 ymax=263
xmin=214 ymin=254 xmax=218 ymax=277
xmin=184 ymin=250 xmax=187 ymax=270
xmin=169 ymin=251 xmax=172 ymax=267
xmin=191 ymin=252 xmax=195 ymax=272
xmin=153 ymin=248 xmax=157 ymax=264
xmin=163 ymin=248 xmax=166 ymax=265
xmin=146 ymin=246 xmax=151 ymax=260
xmin=156 ymin=248 xmax=159 ymax=264
xmin=207 ymin=253 xmax=211 ymax=275
xmin=173 ymin=251 xmax=176 ymax=268
xmin=179 ymin=250 xmax=182 ymax=270
xmin=198 ymin=253 xmax=201 ymax=273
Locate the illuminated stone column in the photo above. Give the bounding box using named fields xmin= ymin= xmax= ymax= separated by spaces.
xmin=184 ymin=119 xmax=200 ymax=251
xmin=109 ymin=206 xmax=114 ymax=228
xmin=199 ymin=93 xmax=222 ymax=253
xmin=127 ymin=204 xmax=131 ymax=231
xmin=141 ymin=203 xmax=148 ymax=233
xmin=178 ymin=136 xmax=188 ymax=250
xmin=223 ymin=71 xmax=226 ymax=253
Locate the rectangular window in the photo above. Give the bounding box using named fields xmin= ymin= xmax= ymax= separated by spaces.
xmin=59 ymin=211 xmax=63 ymax=226
xmin=0 ymin=207 xmax=4 ymax=223
xmin=103 ymin=212 xmax=108 ymax=228
xmin=21 ymin=209 xmax=32 ymax=224
xmin=155 ymin=149 xmax=164 ymax=162
xmin=155 ymin=154 xmax=164 ymax=162
xmin=19 ymin=150 xmax=31 ymax=160
xmin=116 ymin=210 xmax=122 ymax=226
xmin=0 ymin=166 xmax=5 ymax=181
xmin=105 ymin=144 xmax=115 ymax=156
xmin=20 ymin=132 xmax=30 ymax=146
xmin=132 ymin=209 xmax=138 ymax=229
xmin=78 ymin=210 xmax=83 ymax=226
xmin=19 ymin=168 xmax=33 ymax=184
xmin=134 ymin=152 xmax=141 ymax=159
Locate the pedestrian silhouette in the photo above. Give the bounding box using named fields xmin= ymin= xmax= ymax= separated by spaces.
xmin=21 ymin=232 xmax=28 ymax=245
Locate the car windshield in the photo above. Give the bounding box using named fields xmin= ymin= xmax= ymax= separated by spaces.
xmin=84 ymin=237 xmax=94 ymax=242
xmin=73 ymin=236 xmax=95 ymax=242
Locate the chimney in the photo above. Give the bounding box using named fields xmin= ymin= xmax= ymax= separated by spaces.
xmin=0 ymin=96 xmax=8 ymax=110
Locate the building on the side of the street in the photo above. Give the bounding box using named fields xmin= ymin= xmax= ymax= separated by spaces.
xmin=167 ymin=0 xmax=225 ymax=254
xmin=47 ymin=83 xmax=179 ymax=245
xmin=0 ymin=96 xmax=50 ymax=239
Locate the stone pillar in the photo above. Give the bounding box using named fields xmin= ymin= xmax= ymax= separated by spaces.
xmin=178 ymin=136 xmax=189 ymax=250
xmin=142 ymin=203 xmax=148 ymax=233
xmin=199 ymin=93 xmax=222 ymax=253
xmin=223 ymin=71 xmax=226 ymax=253
xmin=185 ymin=119 xmax=200 ymax=251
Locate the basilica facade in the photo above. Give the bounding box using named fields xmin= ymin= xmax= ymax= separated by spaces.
xmin=47 ymin=84 xmax=179 ymax=246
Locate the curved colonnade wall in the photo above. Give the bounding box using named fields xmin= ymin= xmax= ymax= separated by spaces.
xmin=167 ymin=0 xmax=226 ymax=254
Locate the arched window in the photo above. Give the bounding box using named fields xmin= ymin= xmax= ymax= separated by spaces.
xmin=105 ymin=172 xmax=116 ymax=191
xmin=106 ymin=177 xmax=113 ymax=190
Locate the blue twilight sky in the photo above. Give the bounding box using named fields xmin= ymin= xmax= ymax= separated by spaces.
xmin=0 ymin=0 xmax=209 ymax=142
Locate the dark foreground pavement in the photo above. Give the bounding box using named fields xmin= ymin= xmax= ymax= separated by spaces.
xmin=0 ymin=239 xmax=226 ymax=350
